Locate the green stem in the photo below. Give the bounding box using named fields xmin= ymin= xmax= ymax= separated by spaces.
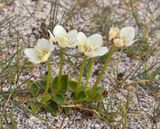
xmin=44 ymin=59 xmax=51 ymax=95
xmin=92 ymin=46 xmax=116 ymax=90
xmin=58 ymin=48 xmax=64 ymax=84
xmin=122 ymin=103 xmax=127 ymax=129
xmin=76 ymin=56 xmax=87 ymax=93
xmin=84 ymin=58 xmax=95 ymax=90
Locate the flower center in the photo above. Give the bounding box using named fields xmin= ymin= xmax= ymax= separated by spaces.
xmin=35 ymin=47 xmax=49 ymax=60
xmin=56 ymin=36 xmax=72 ymax=46
xmin=109 ymin=27 xmax=120 ymax=41
xmin=78 ymin=42 xmax=95 ymax=53
xmin=109 ymin=28 xmax=129 ymax=47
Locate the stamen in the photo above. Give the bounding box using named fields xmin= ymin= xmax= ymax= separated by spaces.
xmin=35 ymin=47 xmax=49 ymax=59
xmin=56 ymin=36 xmax=72 ymax=46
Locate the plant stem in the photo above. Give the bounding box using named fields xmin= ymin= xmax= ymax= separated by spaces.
xmin=92 ymin=46 xmax=116 ymax=90
xmin=76 ymin=56 xmax=87 ymax=93
xmin=122 ymin=103 xmax=127 ymax=129
xmin=58 ymin=48 xmax=64 ymax=84
xmin=44 ymin=58 xmax=51 ymax=95
xmin=84 ymin=58 xmax=95 ymax=90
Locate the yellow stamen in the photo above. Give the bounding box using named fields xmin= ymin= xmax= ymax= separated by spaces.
xmin=56 ymin=36 xmax=72 ymax=47
xmin=78 ymin=42 xmax=95 ymax=53
xmin=35 ymin=47 xmax=49 ymax=61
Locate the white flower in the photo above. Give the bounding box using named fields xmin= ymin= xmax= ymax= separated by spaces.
xmin=109 ymin=27 xmax=120 ymax=41
xmin=109 ymin=27 xmax=135 ymax=47
xmin=76 ymin=32 xmax=108 ymax=58
xmin=48 ymin=25 xmax=78 ymax=48
xmin=24 ymin=38 xmax=54 ymax=64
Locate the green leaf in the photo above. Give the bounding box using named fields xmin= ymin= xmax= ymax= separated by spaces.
xmin=58 ymin=75 xmax=68 ymax=94
xmin=51 ymin=76 xmax=59 ymax=94
xmin=54 ymin=93 xmax=64 ymax=105
xmin=53 ymin=75 xmax=68 ymax=104
xmin=73 ymin=90 xmax=87 ymax=102
xmin=39 ymin=94 xmax=52 ymax=104
xmin=30 ymin=102 xmax=42 ymax=113
xmin=79 ymin=90 xmax=86 ymax=100
xmin=39 ymin=76 xmax=47 ymax=90
xmin=51 ymin=75 xmax=68 ymax=95
xmin=43 ymin=101 xmax=57 ymax=113
xmin=68 ymin=80 xmax=77 ymax=92
xmin=28 ymin=80 xmax=40 ymax=97
xmin=87 ymin=87 xmax=104 ymax=101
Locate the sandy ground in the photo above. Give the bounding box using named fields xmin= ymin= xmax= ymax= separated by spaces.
xmin=0 ymin=0 xmax=160 ymax=129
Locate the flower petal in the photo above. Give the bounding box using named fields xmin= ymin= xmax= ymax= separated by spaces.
xmin=29 ymin=58 xmax=41 ymax=64
xmin=58 ymin=41 xmax=70 ymax=48
xmin=36 ymin=38 xmax=49 ymax=48
xmin=24 ymin=48 xmax=37 ymax=59
xmin=78 ymin=44 xmax=85 ymax=53
xmin=96 ymin=47 xmax=108 ymax=56
xmin=95 ymin=47 xmax=108 ymax=56
xmin=48 ymin=30 xmax=55 ymax=42
xmin=85 ymin=51 xmax=97 ymax=58
xmin=85 ymin=47 xmax=108 ymax=58
xmin=88 ymin=34 xmax=103 ymax=48
xmin=68 ymin=29 xmax=78 ymax=41
xmin=114 ymin=38 xmax=124 ymax=47
xmin=24 ymin=48 xmax=41 ymax=64
xmin=109 ymin=27 xmax=120 ymax=41
xmin=68 ymin=29 xmax=78 ymax=48
xmin=120 ymin=27 xmax=135 ymax=43
xmin=77 ymin=32 xmax=87 ymax=44
xmin=36 ymin=38 xmax=54 ymax=52
xmin=53 ymin=24 xmax=67 ymax=37
xmin=48 ymin=44 xmax=55 ymax=53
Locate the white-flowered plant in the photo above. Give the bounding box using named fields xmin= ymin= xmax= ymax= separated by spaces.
xmin=25 ymin=24 xmax=140 ymax=113
xmin=76 ymin=32 xmax=108 ymax=58
xmin=109 ymin=27 xmax=135 ymax=47
xmin=24 ymin=38 xmax=54 ymax=64
xmin=48 ymin=24 xmax=78 ymax=48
